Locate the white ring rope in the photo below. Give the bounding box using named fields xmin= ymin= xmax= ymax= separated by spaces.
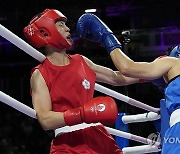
xmin=0 ymin=24 xmax=46 ymax=62
xmin=0 ymin=24 xmax=160 ymax=113
xmin=122 ymin=145 xmax=161 ymax=154
xmin=0 ymin=91 xmax=36 ymax=119
xmin=122 ymin=112 xmax=161 ymax=124
xmin=105 ymin=127 xmax=160 ymax=147
xmin=95 ymin=83 xmax=160 ymax=113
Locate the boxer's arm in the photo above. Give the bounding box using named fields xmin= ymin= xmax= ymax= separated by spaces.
xmin=110 ymin=48 xmax=178 ymax=80
xmin=82 ymin=56 xmax=139 ymax=86
xmin=77 ymin=14 xmax=178 ymax=80
xmin=31 ymin=70 xmax=66 ymax=130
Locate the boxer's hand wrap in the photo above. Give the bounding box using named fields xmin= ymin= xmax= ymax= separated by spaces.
xmin=64 ymin=96 xmax=118 ymax=126
xmin=76 ymin=13 xmax=122 ymax=53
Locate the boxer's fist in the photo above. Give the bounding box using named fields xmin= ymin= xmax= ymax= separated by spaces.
xmin=64 ymin=96 xmax=118 ymax=126
xmin=76 ymin=13 xmax=121 ymax=53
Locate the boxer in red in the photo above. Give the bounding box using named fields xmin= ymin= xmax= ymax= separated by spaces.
xmin=23 ymin=9 xmax=139 ymax=154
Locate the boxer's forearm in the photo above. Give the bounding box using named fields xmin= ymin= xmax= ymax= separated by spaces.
xmin=110 ymin=48 xmax=135 ymax=76
xmin=36 ymin=111 xmax=66 ymax=130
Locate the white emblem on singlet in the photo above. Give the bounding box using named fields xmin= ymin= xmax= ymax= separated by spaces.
xmin=28 ymin=26 xmax=35 ymax=36
xmin=82 ymin=79 xmax=90 ymax=90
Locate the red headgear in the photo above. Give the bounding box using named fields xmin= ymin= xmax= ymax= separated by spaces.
xmin=23 ymin=9 xmax=71 ymax=50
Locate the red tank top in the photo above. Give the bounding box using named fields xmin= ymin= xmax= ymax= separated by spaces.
xmin=32 ymin=54 xmax=96 ymax=112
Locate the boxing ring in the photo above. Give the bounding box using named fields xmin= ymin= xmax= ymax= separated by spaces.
xmin=0 ymin=24 xmax=166 ymax=153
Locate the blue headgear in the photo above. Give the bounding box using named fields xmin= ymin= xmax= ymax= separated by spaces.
xmin=168 ymin=45 xmax=180 ymax=58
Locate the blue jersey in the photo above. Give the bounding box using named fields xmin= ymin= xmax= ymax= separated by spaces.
xmin=162 ymin=75 xmax=180 ymax=154
xmin=165 ymin=75 xmax=180 ymax=114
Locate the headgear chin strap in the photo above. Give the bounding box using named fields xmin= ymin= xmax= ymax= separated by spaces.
xmin=23 ymin=9 xmax=71 ymax=50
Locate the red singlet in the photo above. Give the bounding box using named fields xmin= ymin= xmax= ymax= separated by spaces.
xmin=32 ymin=54 xmax=122 ymax=154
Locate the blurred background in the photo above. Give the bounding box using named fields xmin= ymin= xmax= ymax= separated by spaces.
xmin=0 ymin=0 xmax=180 ymax=153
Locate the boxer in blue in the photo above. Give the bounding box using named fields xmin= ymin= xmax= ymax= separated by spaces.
xmin=76 ymin=13 xmax=180 ymax=154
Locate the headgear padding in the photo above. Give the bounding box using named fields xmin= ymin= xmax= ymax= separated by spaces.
xmin=23 ymin=9 xmax=71 ymax=50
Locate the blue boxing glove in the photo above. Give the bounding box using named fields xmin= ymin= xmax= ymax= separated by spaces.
xmin=76 ymin=13 xmax=122 ymax=53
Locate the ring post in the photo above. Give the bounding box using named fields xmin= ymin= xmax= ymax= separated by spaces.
xmin=115 ymin=113 xmax=129 ymax=149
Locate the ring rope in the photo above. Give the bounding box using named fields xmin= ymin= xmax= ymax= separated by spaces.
xmin=95 ymin=83 xmax=160 ymax=113
xmin=121 ymin=112 xmax=160 ymax=124
xmin=0 ymin=91 xmax=36 ymax=118
xmin=122 ymin=144 xmax=161 ymax=154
